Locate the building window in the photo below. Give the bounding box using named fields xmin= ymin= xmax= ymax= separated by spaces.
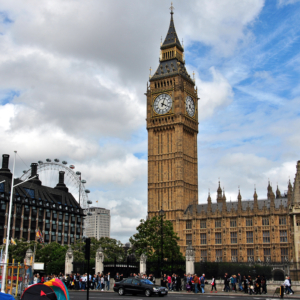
xmin=280 ymin=230 xmax=287 ymax=242
xmin=246 ymin=219 xmax=253 ymax=227
xmin=215 ymin=233 xmax=222 ymax=244
xmin=281 ymin=248 xmax=288 ymax=262
xmin=200 ymin=233 xmax=206 ymax=245
xmin=263 ymin=231 xmax=270 ymax=243
xmin=200 ymin=250 xmax=207 ymax=262
xmin=279 ymin=217 xmax=286 ymax=225
xmin=186 ymin=221 xmax=192 ymax=229
xmin=262 ymin=218 xmax=269 ymax=226
xmin=231 ymin=249 xmax=238 ymax=262
xmin=264 ymin=248 xmax=271 ymax=262
xmin=247 ymin=249 xmax=254 ymax=262
xmin=216 ymin=249 xmax=222 ymax=262
xmin=200 ymin=220 xmax=206 ymax=229
xmin=215 ymin=220 xmax=221 ymax=228
xmin=230 ymin=219 xmax=237 ymax=227
xmin=230 ymin=232 xmax=237 ymax=244
xmin=186 ymin=234 xmax=192 ymax=245
xmin=246 ymin=231 xmax=253 ymax=243
xmin=23 ymin=188 xmax=35 ymax=199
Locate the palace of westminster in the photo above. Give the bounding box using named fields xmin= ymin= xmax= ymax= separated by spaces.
xmin=146 ymin=6 xmax=300 ymax=278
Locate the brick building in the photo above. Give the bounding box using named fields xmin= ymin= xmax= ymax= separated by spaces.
xmin=0 ymin=154 xmax=84 ymax=245
xmin=146 ymin=7 xmax=300 ymax=279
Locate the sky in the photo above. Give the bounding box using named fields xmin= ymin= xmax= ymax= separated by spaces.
xmin=0 ymin=0 xmax=300 ymax=243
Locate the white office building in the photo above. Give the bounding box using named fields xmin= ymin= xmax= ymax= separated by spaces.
xmin=84 ymin=207 xmax=110 ymax=239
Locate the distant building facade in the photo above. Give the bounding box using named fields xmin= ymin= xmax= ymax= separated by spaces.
xmin=84 ymin=207 xmax=110 ymax=239
xmin=0 ymin=154 xmax=84 ymax=245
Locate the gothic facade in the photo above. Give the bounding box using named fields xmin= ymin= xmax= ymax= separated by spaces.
xmin=146 ymin=8 xmax=300 ymax=279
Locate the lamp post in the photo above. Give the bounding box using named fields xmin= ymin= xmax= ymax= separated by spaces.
xmin=1 ymin=151 xmax=37 ymax=293
xmin=159 ymin=207 xmax=164 ymax=276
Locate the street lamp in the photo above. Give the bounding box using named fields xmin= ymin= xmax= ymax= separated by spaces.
xmin=1 ymin=151 xmax=37 ymax=293
xmin=159 ymin=207 xmax=165 ymax=276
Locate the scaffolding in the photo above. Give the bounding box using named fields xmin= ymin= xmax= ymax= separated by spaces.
xmin=0 ymin=259 xmax=33 ymax=297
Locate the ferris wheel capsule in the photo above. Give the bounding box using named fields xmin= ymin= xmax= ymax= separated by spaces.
xmin=46 ymin=158 xmax=51 ymax=162
xmin=87 ymin=212 xmax=92 ymax=216
xmin=76 ymin=171 xmax=81 ymax=175
xmin=85 ymin=189 xmax=90 ymax=193
xmin=81 ymin=180 xmax=86 ymax=184
xmin=87 ymin=200 xmax=92 ymax=205
xmin=23 ymin=170 xmax=27 ymax=174
xmin=38 ymin=160 xmax=43 ymax=164
xmin=62 ymin=161 xmax=67 ymax=165
xmin=69 ymin=165 xmax=75 ymax=169
xmin=54 ymin=158 xmax=60 ymax=162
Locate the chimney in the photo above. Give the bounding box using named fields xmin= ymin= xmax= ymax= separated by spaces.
xmin=29 ymin=163 xmax=42 ymax=186
xmin=0 ymin=154 xmax=12 ymax=178
xmin=55 ymin=171 xmax=68 ymax=192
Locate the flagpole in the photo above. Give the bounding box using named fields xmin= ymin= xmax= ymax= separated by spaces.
xmin=1 ymin=151 xmax=16 ymax=293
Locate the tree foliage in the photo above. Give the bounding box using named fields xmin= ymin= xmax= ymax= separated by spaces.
xmin=71 ymin=237 xmax=125 ymax=262
xmin=0 ymin=236 xmax=125 ymax=274
xmin=129 ymin=216 xmax=184 ymax=261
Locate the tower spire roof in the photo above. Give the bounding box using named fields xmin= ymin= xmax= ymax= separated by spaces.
xmin=161 ymin=4 xmax=183 ymax=51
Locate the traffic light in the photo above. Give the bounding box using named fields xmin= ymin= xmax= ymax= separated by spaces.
xmin=85 ymin=238 xmax=90 ymax=261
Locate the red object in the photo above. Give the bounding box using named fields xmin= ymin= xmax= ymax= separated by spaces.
xmin=40 ymin=291 xmax=46 ymax=296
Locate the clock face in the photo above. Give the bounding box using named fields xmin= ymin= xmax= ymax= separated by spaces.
xmin=186 ymin=96 xmax=195 ymax=117
xmin=153 ymin=93 xmax=173 ymax=115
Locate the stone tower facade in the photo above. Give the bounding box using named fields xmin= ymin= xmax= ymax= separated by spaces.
xmin=146 ymin=8 xmax=199 ymax=228
xmin=291 ymin=160 xmax=300 ymax=278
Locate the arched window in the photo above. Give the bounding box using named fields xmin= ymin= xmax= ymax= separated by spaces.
xmin=155 ymin=83 xmax=157 ymax=88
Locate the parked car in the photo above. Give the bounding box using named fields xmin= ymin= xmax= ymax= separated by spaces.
xmin=113 ymin=277 xmax=168 ymax=297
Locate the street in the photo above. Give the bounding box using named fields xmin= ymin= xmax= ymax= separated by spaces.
xmin=69 ymin=290 xmax=296 ymax=300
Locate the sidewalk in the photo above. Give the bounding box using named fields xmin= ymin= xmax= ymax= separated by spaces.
xmin=70 ymin=289 xmax=298 ymax=298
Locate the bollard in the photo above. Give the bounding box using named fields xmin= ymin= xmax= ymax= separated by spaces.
xmin=280 ymin=285 xmax=284 ymax=298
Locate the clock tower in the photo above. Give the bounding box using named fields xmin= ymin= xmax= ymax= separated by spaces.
xmin=146 ymin=6 xmax=199 ymax=230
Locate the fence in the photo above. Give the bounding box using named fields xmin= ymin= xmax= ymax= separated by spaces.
xmin=146 ymin=258 xmax=185 ymax=278
xmin=103 ymin=257 xmax=139 ymax=278
xmin=194 ymin=261 xmax=300 ymax=281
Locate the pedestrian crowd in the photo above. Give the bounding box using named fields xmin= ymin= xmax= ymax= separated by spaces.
xmin=32 ymin=271 xmax=295 ymax=295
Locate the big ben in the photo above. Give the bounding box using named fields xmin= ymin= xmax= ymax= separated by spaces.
xmin=146 ymin=5 xmax=199 ymax=236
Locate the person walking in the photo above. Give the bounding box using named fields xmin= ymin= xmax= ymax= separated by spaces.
xmin=167 ymin=275 xmax=172 ymax=291
xmin=284 ymin=276 xmax=293 ymax=295
xmin=261 ymin=275 xmax=267 ymax=294
xmin=288 ymin=276 xmax=294 ymax=294
xmin=106 ymin=273 xmax=111 ymax=291
xmin=237 ymin=273 xmax=243 ymax=291
xmin=193 ymin=274 xmax=199 ymax=294
xmin=243 ymin=276 xmax=248 ymax=294
xmin=211 ymin=275 xmax=217 ymax=293
xmin=200 ymin=274 xmax=205 ymax=293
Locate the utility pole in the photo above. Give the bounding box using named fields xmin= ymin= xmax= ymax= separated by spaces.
xmin=85 ymin=238 xmax=91 ymax=300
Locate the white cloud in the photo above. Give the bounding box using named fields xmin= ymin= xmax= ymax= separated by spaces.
xmin=196 ymin=67 xmax=234 ymax=120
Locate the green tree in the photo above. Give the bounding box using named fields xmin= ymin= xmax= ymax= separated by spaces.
xmin=72 ymin=237 xmax=125 ymax=262
xmin=0 ymin=239 xmax=42 ymax=263
xmin=129 ymin=216 xmax=184 ymax=261
xmin=35 ymin=242 xmax=68 ymax=274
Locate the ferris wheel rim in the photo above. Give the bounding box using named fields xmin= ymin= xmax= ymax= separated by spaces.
xmin=19 ymin=161 xmax=89 ymax=209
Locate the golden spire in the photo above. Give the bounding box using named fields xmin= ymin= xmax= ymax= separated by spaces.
xmin=170 ymin=2 xmax=174 ymax=14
